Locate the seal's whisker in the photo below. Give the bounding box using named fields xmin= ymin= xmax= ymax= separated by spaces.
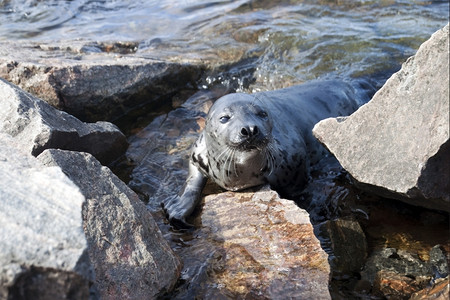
xmin=222 ymin=148 xmax=232 ymax=180
xmin=232 ymin=149 xmax=239 ymax=177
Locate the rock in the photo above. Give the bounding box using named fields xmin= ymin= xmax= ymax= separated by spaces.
xmin=429 ymin=245 xmax=449 ymax=279
xmin=315 ymin=218 xmax=367 ymax=276
xmin=410 ymin=277 xmax=449 ymax=300
xmin=0 ymin=78 xmax=127 ymax=164
xmin=0 ymin=40 xmax=207 ymax=122
xmin=37 ymin=149 xmax=182 ymax=299
xmin=0 ymin=133 xmax=92 ymax=300
xmin=373 ymin=270 xmax=427 ymax=299
xmin=361 ymin=248 xmax=433 ymax=299
xmin=312 ymin=24 xmax=450 ymax=212
xmin=183 ymin=188 xmax=331 ymax=299
xmin=361 ymin=248 xmax=431 ymax=284
xmin=359 ymin=243 xmax=449 ymax=299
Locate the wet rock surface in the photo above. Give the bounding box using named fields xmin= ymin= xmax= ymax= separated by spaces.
xmin=38 ymin=149 xmax=182 ymax=299
xmin=167 ymin=188 xmax=331 ymax=299
xmin=0 ymin=78 xmax=127 ymax=164
xmin=0 ymin=133 xmax=91 ymax=300
xmin=198 ymin=188 xmax=330 ymax=299
xmin=313 ymin=24 xmax=450 ymax=212
xmin=315 ymin=217 xmax=368 ymax=276
xmin=410 ymin=277 xmax=449 ymax=300
xmin=359 ymin=246 xmax=449 ymax=299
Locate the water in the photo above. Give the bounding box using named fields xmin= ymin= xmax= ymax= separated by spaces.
xmin=1 ymin=1 xmax=448 ymax=90
xmin=2 ymin=0 xmax=449 ymax=299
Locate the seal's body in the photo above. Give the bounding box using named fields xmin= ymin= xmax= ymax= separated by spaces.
xmin=164 ymin=80 xmax=360 ymax=226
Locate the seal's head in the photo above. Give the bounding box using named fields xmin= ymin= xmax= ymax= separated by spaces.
xmin=205 ymin=93 xmax=273 ymax=151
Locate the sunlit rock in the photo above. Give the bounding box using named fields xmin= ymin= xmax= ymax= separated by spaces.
xmin=313 ymin=24 xmax=449 ymax=212
xmin=196 ymin=187 xmax=331 ymax=299
xmin=0 ymin=133 xmax=91 ymax=300
xmin=0 ymin=40 xmax=239 ymax=122
xmin=38 ymin=149 xmax=182 ymax=299
xmin=0 ymin=79 xmax=127 ymax=164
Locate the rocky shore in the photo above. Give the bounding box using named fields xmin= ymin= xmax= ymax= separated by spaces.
xmin=1 ymin=23 xmax=448 ymax=300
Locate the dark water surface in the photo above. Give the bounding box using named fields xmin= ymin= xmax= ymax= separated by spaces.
xmin=2 ymin=0 xmax=449 ymax=299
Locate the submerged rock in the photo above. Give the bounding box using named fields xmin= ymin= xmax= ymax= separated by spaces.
xmin=410 ymin=277 xmax=449 ymax=300
xmin=312 ymin=24 xmax=450 ymax=212
xmin=0 ymin=133 xmax=91 ymax=300
xmin=315 ymin=217 xmax=367 ymax=276
xmin=0 ymin=78 xmax=127 ymax=164
xmin=361 ymin=248 xmax=431 ymax=284
xmin=38 ymin=149 xmax=182 ymax=299
xmin=360 ymin=245 xmax=450 ymax=299
xmin=373 ymin=270 xmax=428 ymax=299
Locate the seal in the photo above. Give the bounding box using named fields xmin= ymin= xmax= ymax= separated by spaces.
xmin=163 ymin=79 xmax=361 ymax=227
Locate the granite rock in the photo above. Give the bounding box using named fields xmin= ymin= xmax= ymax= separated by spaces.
xmin=313 ymin=24 xmax=449 ymax=212
xmin=0 ymin=40 xmax=204 ymax=122
xmin=181 ymin=188 xmax=331 ymax=299
xmin=0 ymin=78 xmax=127 ymax=164
xmin=0 ymin=133 xmax=91 ymax=300
xmin=37 ymin=149 xmax=182 ymax=299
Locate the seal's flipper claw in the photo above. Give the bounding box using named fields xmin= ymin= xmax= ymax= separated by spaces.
xmin=169 ymin=216 xmax=195 ymax=230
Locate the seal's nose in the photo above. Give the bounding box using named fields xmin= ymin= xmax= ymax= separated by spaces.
xmin=241 ymin=125 xmax=258 ymax=137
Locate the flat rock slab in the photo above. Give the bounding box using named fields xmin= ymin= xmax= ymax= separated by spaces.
xmin=0 ymin=78 xmax=127 ymax=164
xmin=0 ymin=40 xmax=219 ymax=122
xmin=38 ymin=149 xmax=182 ymax=299
xmin=0 ymin=133 xmax=91 ymax=300
xmin=197 ymin=188 xmax=331 ymax=299
xmin=313 ymin=24 xmax=449 ymax=212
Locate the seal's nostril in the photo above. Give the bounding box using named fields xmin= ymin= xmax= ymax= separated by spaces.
xmin=252 ymin=126 xmax=258 ymax=135
xmin=241 ymin=127 xmax=249 ymax=136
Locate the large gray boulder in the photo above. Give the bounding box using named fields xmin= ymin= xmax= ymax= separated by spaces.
xmin=0 ymin=78 xmax=127 ymax=164
xmin=37 ymin=149 xmax=182 ymax=299
xmin=313 ymin=24 xmax=449 ymax=212
xmin=0 ymin=133 xmax=92 ymax=300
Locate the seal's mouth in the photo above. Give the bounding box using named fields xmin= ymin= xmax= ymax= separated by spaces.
xmin=233 ymin=137 xmax=270 ymax=152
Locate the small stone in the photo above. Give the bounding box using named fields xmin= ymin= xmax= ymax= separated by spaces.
xmin=410 ymin=277 xmax=449 ymax=300
xmin=429 ymin=245 xmax=449 ymax=279
xmin=373 ymin=270 xmax=426 ymax=300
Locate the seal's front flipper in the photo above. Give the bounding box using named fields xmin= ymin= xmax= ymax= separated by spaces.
xmin=162 ymin=162 xmax=207 ymax=228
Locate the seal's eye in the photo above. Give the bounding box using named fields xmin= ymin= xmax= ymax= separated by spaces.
xmin=219 ymin=115 xmax=230 ymax=124
xmin=258 ymin=111 xmax=268 ymax=119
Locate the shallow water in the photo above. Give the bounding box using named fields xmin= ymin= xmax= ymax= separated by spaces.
xmin=1 ymin=0 xmax=448 ymax=90
xmin=2 ymin=0 xmax=449 ymax=299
